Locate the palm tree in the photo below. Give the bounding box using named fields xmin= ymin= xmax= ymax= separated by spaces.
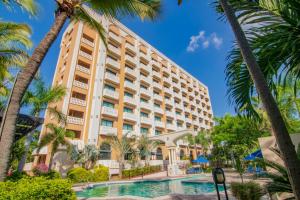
xmin=17 ymin=78 xmax=66 ymax=172
xmin=137 ymin=134 xmax=158 ymax=166
xmin=106 ymin=133 xmax=136 ymax=178
xmin=0 ymin=0 xmax=161 ymax=180
xmin=195 ymin=131 xmax=211 ymax=156
xmin=1 ymin=0 xmax=37 ymax=15
xmin=38 ymin=123 xmax=75 ymax=170
xmin=71 ymin=144 xmax=99 ymax=169
xmin=178 ymin=0 xmax=300 ymax=197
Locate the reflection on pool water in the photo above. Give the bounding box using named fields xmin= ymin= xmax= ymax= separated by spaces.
xmin=76 ymin=177 xmax=224 ymax=198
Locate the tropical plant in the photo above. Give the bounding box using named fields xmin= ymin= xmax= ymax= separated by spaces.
xmin=106 ymin=133 xmax=136 ymax=178
xmin=137 ymin=134 xmax=158 ymax=166
xmin=1 ymin=0 xmax=37 ymax=15
xmin=231 ymin=181 xmax=264 ymax=200
xmin=70 ymin=144 xmax=99 ymax=170
xmin=17 ymin=77 xmax=66 ymax=172
xmin=37 ymin=123 xmax=75 ymax=170
xmin=0 ymin=0 xmax=161 ymax=181
xmin=209 ymin=0 xmax=300 ymax=197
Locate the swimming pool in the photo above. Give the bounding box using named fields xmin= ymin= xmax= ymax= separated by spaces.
xmin=76 ymin=177 xmax=224 ymax=198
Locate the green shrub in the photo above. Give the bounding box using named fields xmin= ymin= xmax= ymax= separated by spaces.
xmin=231 ymin=182 xmax=264 ymax=200
xmin=122 ymin=165 xmax=161 ymax=178
xmin=0 ymin=177 xmax=76 ymax=200
xmin=5 ymin=171 xmax=28 ymax=182
xmin=67 ymin=167 xmax=93 ymax=183
xmin=92 ymin=165 xmax=109 ymax=182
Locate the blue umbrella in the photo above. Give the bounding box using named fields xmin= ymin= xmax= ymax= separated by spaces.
xmin=192 ymin=156 xmax=209 ymax=163
xmin=244 ymin=149 xmax=263 ymax=161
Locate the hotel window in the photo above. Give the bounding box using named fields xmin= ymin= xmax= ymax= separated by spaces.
xmin=124 ymin=107 xmax=133 ymax=113
xmin=140 ymin=127 xmax=149 ymax=134
xmin=155 ymin=116 xmax=161 ymax=121
xmin=155 ymin=130 xmax=162 ymax=135
xmin=124 ymin=92 xmax=133 ymax=98
xmin=140 ymin=112 xmax=148 ymax=117
xmin=123 ymin=123 xmax=133 ymax=131
xmin=103 ymin=101 xmax=114 ymax=108
xmin=99 ymin=143 xmax=111 ymax=160
xmin=104 ymin=84 xmax=115 ymax=91
xmin=101 ymin=119 xmax=113 ymax=127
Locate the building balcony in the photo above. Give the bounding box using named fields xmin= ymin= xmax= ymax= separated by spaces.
xmin=73 ymin=80 xmax=88 ymax=90
xmin=176 ymin=114 xmax=185 ymax=121
xmin=154 ymin=94 xmax=163 ymax=102
xmin=99 ymin=126 xmax=117 ymax=136
xmin=122 ymin=130 xmax=137 ymax=137
xmin=108 ymin=44 xmax=121 ymax=56
xmin=165 ymin=98 xmax=173 ymax=106
xmin=106 ymin=57 xmax=120 ymax=70
xmin=123 ymin=96 xmax=136 ymax=106
xmin=183 ymin=97 xmax=189 ymax=103
xmin=166 ymin=123 xmax=176 ymax=131
xmin=124 ymin=81 xmax=137 ymax=91
xmin=175 ymin=103 xmax=184 ymax=110
xmin=186 ymin=118 xmax=192 ymax=124
xmin=141 ymin=117 xmax=152 ymax=125
xmin=70 ymin=97 xmax=86 ymax=107
xmin=81 ymin=38 xmax=94 ymax=47
xmin=101 ymin=106 xmax=118 ymax=118
xmin=79 ymin=51 xmax=92 ymax=61
xmin=103 ymin=89 xmax=119 ymax=100
xmin=163 ymin=77 xmax=171 ymax=84
xmin=76 ymin=65 xmax=90 ymax=74
xmin=153 ymin=82 xmax=162 ymax=90
xmin=140 ymin=75 xmax=152 ymax=85
xmin=155 ymin=121 xmax=164 ymax=128
xmin=125 ymin=67 xmax=138 ymax=77
xmin=140 ymin=101 xmax=151 ymax=110
xmin=140 ymin=88 xmax=151 ymax=97
xmin=123 ymin=112 xmax=137 ymax=122
xmin=166 ymin=110 xmax=174 ymax=118
xmin=173 ymin=82 xmax=181 ymax=90
xmin=152 ymin=71 xmax=161 ymax=79
xmin=108 ymin=31 xmax=122 ymax=44
xmin=67 ymin=116 xmax=84 ymax=125
xmin=105 ymin=73 xmax=119 ymax=85
xmin=151 ymin=60 xmax=160 ymax=68
xmin=125 ymin=43 xmax=136 ymax=53
xmin=125 ymin=55 xmax=137 ymax=66
xmin=154 ymin=107 xmax=164 ymax=114
xmin=140 ymin=51 xmax=150 ymax=61
xmin=140 ymin=63 xmax=151 ymax=73
xmin=164 ymin=87 xmax=173 ymax=96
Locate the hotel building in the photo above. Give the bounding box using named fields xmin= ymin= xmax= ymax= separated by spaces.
xmin=34 ymin=12 xmax=214 ymax=171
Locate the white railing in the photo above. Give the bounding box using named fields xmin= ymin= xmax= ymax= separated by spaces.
xmin=154 ymin=94 xmax=163 ymax=102
xmin=125 ymin=43 xmax=136 ymax=52
xmin=108 ymin=44 xmax=121 ymax=55
xmin=103 ymin=89 xmax=119 ymax=99
xmin=175 ymin=103 xmax=183 ymax=110
xmin=166 ymin=123 xmax=176 ymax=130
xmin=140 ymin=88 xmax=151 ymax=96
xmin=152 ymin=71 xmax=161 ymax=78
xmin=140 ymin=117 xmax=152 ymax=125
xmin=176 ymin=114 xmax=185 ymax=121
xmin=155 ymin=121 xmax=164 ymax=128
xmin=81 ymin=38 xmax=95 ymax=47
xmin=101 ymin=106 xmax=118 ymax=117
xmin=140 ymin=63 xmax=151 ymax=72
xmin=123 ymin=112 xmax=137 ymax=121
xmin=140 ymin=51 xmax=151 ymax=61
xmin=140 ymin=101 xmax=150 ymax=109
xmin=99 ymin=126 xmax=117 ymax=136
xmin=76 ymin=65 xmax=90 ymax=74
xmin=67 ymin=116 xmax=84 ymax=125
xmin=164 ymin=88 xmax=173 ymax=95
xmin=166 ymin=110 xmax=174 ymax=118
xmin=124 ymin=96 xmax=136 ymax=105
xmin=70 ymin=97 xmax=86 ymax=106
xmin=151 ymin=60 xmax=160 ymax=68
xmin=153 ymin=82 xmax=162 ymax=90
xmin=124 ymin=81 xmax=137 ymax=91
xmin=163 ymin=77 xmax=171 ymax=84
xmin=79 ymin=50 xmax=92 ymax=60
xmin=73 ymin=80 xmax=88 ymax=90
xmin=186 ymin=118 xmax=192 ymax=124
xmin=154 ymin=107 xmax=164 ymax=114
xmin=105 ymin=73 xmax=119 ymax=84
xmin=140 ymin=76 xmax=151 ymax=85
xmin=125 ymin=54 xmax=136 ymax=65
xmin=165 ymin=99 xmax=173 ymax=106
xmin=106 ymin=57 xmax=120 ymax=69
xmin=108 ymin=31 xmax=121 ymax=44
xmin=125 ymin=67 xmax=137 ymax=77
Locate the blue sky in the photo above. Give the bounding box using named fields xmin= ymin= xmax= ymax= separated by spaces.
xmin=1 ymin=0 xmax=235 ymax=117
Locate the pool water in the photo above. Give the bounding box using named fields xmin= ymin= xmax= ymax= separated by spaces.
xmin=76 ymin=178 xmax=224 ymax=198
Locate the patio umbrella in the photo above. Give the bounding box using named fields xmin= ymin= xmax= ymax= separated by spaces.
xmin=244 ymin=149 xmax=263 ymax=161
xmin=192 ymin=156 xmax=209 ymax=163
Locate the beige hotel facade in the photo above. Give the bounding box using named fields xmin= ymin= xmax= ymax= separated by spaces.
xmin=34 ymin=12 xmax=214 ymax=171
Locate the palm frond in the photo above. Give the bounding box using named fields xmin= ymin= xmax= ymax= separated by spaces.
xmin=1 ymin=0 xmax=38 ymax=15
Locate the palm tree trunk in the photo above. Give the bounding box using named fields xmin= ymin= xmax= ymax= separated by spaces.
xmin=219 ymin=0 xmax=300 ymax=198
xmin=0 ymin=11 xmax=68 ymax=181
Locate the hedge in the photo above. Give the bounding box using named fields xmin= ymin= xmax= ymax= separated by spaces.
xmin=0 ymin=177 xmax=76 ymax=200
xmin=67 ymin=165 xmax=109 ymax=183
xmin=122 ymin=165 xmax=161 ymax=178
xmin=231 ymin=181 xmax=264 ymax=200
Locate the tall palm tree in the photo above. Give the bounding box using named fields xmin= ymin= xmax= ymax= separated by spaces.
xmin=17 ymin=78 xmax=66 ymax=172
xmin=178 ymin=0 xmax=300 ymax=198
xmin=38 ymin=123 xmax=74 ymax=170
xmin=106 ymin=133 xmax=135 ymax=178
xmin=0 ymin=0 xmax=161 ymax=180
xmin=1 ymin=0 xmax=37 ymax=15
xmin=137 ymin=134 xmax=158 ymax=166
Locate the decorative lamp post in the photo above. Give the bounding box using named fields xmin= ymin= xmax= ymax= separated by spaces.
xmin=212 ymin=167 xmax=229 ymax=200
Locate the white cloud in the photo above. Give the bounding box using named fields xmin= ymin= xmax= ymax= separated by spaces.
xmin=186 ymin=31 xmax=223 ymax=52
xmin=211 ymin=33 xmax=223 ymax=49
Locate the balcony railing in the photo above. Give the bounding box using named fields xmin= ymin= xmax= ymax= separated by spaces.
xmin=103 ymin=88 xmax=119 ymax=99
xmin=140 ymin=51 xmax=150 ymax=61
xmin=140 ymin=63 xmax=151 ymax=73
xmin=154 ymin=107 xmax=164 ymax=114
xmin=108 ymin=31 xmax=122 ymax=44
xmin=79 ymin=50 xmax=92 ymax=61
xmin=140 ymin=101 xmax=150 ymax=109
xmin=105 ymin=73 xmax=119 ymax=84
xmin=123 ymin=112 xmax=137 ymax=121
xmin=76 ymin=65 xmax=90 ymax=74
xmin=125 ymin=43 xmax=136 ymax=52
xmin=166 ymin=123 xmax=176 ymax=130
xmin=140 ymin=117 xmax=152 ymax=125
xmin=125 ymin=67 xmax=137 ymax=77
xmin=81 ymin=38 xmax=95 ymax=47
xmin=123 ymin=96 xmax=136 ymax=105
xmin=106 ymin=57 xmax=120 ymax=70
xmin=140 ymin=88 xmax=151 ymax=97
xmin=166 ymin=110 xmax=174 ymax=118
xmin=154 ymin=94 xmax=163 ymax=102
xmin=101 ymin=106 xmax=118 ymax=117
xmin=70 ymin=97 xmax=86 ymax=106
xmin=176 ymin=114 xmax=185 ymax=121
xmin=125 ymin=55 xmax=136 ymax=65
xmin=153 ymin=82 xmax=162 ymax=90
xmin=185 ymin=118 xmax=192 ymax=124
xmin=152 ymin=71 xmax=161 ymax=79
xmin=73 ymin=80 xmax=88 ymax=90
xmin=140 ymin=76 xmax=151 ymax=85
xmin=99 ymin=126 xmax=117 ymax=136
xmin=165 ymin=99 xmax=173 ymax=106
xmin=108 ymin=44 xmax=121 ymax=56
xmin=164 ymin=88 xmax=173 ymax=95
xmin=155 ymin=121 xmax=164 ymax=128
xmin=67 ymin=116 xmax=84 ymax=125
xmin=124 ymin=81 xmax=137 ymax=91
